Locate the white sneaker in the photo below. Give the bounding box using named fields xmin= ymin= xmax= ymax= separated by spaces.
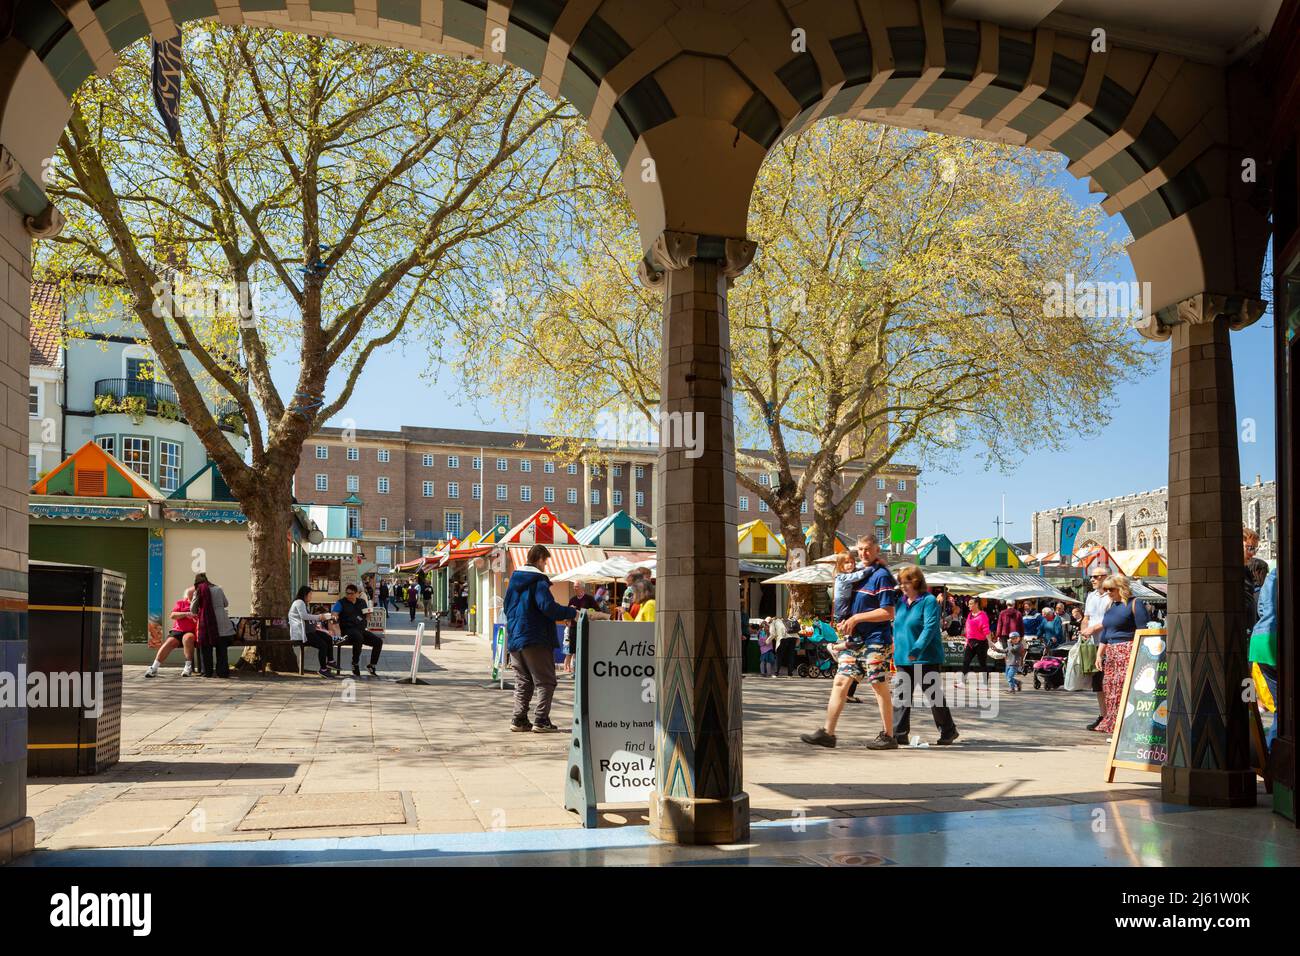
xmin=181 ymin=663 xmax=193 ymax=677
xmin=144 ymin=662 xmax=159 ymax=678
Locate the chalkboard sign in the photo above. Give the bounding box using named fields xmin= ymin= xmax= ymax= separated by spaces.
xmin=1105 ymin=627 xmax=1168 ymax=781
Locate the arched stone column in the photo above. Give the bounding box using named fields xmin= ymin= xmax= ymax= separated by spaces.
xmin=640 ymin=230 xmax=755 ymax=844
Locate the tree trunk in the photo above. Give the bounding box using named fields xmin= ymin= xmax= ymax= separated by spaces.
xmin=776 ymin=509 xmax=812 ymax=619
xmin=238 ymin=487 xmax=298 ymax=672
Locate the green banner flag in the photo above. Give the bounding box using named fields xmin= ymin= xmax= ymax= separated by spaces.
xmin=888 ymin=501 xmax=916 ymax=543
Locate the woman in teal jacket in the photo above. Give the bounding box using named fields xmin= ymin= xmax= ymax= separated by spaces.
xmin=891 ymin=566 xmax=959 ymax=745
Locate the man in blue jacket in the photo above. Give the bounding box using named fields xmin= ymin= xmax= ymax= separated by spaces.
xmin=503 ymin=544 xmax=607 ymax=733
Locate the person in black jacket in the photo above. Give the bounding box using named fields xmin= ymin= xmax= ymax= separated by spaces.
xmin=333 ymin=585 xmax=382 ymax=677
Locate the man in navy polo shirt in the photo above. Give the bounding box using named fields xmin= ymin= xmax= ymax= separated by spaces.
xmin=801 ymin=535 xmax=899 ymax=751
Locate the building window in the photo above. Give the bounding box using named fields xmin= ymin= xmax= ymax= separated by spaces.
xmin=347 ymin=475 xmax=358 ymax=493
xmin=877 ymin=529 xmax=887 ymax=544
xmin=520 ymin=460 xmax=532 ymax=473
xmin=855 ymin=500 xmax=865 ymax=515
xmin=520 ymin=486 xmax=532 ymax=502
xmin=800 ymin=500 xmax=808 ymax=514
xmin=448 ymin=455 xmax=459 ymax=469
xmin=496 ymin=458 xmax=508 ymax=471
xmin=635 ymin=465 xmax=645 ymax=480
xmin=758 ymin=474 xmax=770 ymax=486
xmin=29 ymin=452 xmax=39 ymax=485
xmin=739 ymin=495 xmax=749 ymax=511
xmin=497 ymin=484 xmax=508 ymax=500
xmin=759 ymin=500 xmax=768 ymax=512
xmin=636 ymin=491 xmax=644 ymax=508
xmin=1138 ymin=531 xmax=1148 ymax=548
xmin=378 ymin=477 xmax=390 ymax=494
xmin=422 ymin=454 xmax=434 ymax=467
xmin=378 ymin=449 xmax=390 ymax=463
xmin=96 ymin=436 xmax=115 ymax=458
xmin=544 ymin=461 xmax=555 ymax=474
xmin=613 ymin=465 xmax=622 ymax=477
xmin=447 ymin=482 xmax=460 ymax=499
xmin=379 ymin=517 xmax=388 ymax=532
xmin=347 ymin=507 xmax=359 ymax=537
xmin=445 ymin=511 xmax=462 ymax=537
xmin=876 ymin=502 xmax=886 ymax=516
xmin=612 ymin=490 xmax=623 ymax=506
xmin=544 ymin=487 xmax=555 ymax=503
xmin=897 ymin=479 xmax=907 ymax=491
xmin=472 ymin=456 xmax=482 ymax=470
xmin=590 ymin=490 xmax=601 ymax=505
xmin=315 ymin=474 xmax=329 ymax=492
xmin=472 ymin=483 xmax=481 ymax=500
xmin=316 ymin=445 xmax=328 ymax=459
xmin=347 ymin=447 xmax=359 ymax=461
xmin=567 ymin=463 xmax=578 ymax=475
xmin=29 ymin=385 xmax=39 ymax=418
xmin=121 ymin=437 xmax=150 ymax=480
xmin=1153 ymin=530 xmax=1162 ymax=550
xmin=422 ymin=481 xmax=434 ymax=498
xmin=567 ymin=488 xmax=578 ymax=504
xmin=376 ymin=546 xmax=392 ymax=567
xmin=157 ymin=440 xmax=182 ymax=492
xmin=876 ymin=478 xmax=886 ymax=490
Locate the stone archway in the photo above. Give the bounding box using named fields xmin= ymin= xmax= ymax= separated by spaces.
xmin=0 ymin=1 xmax=1278 ymax=856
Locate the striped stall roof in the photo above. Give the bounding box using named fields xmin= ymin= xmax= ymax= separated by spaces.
xmin=507 ymin=546 xmax=590 ymax=575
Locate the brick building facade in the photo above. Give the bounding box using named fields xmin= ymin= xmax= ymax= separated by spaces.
xmin=295 ymin=426 xmax=919 ymax=570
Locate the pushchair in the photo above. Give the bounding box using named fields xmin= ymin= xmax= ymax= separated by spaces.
xmin=798 ymin=622 xmax=839 ymax=678
xmin=1032 ymin=646 xmax=1068 ymax=690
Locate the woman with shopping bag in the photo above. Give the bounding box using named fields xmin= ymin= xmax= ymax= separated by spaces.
xmin=1094 ymin=575 xmax=1150 ymax=734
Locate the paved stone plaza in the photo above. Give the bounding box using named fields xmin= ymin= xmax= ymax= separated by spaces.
xmin=14 ymin=619 xmax=1218 ymax=855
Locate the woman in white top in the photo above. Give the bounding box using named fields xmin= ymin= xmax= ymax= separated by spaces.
xmin=290 ymin=585 xmax=336 ymax=677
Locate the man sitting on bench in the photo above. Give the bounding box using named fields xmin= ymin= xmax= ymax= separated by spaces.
xmin=333 ymin=584 xmax=383 ymax=677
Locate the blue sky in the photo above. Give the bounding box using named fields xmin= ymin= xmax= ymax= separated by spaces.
xmin=277 ymin=158 xmax=1278 ymax=544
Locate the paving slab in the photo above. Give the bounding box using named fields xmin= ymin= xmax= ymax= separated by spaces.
xmin=18 ymin=622 xmax=1255 ymax=851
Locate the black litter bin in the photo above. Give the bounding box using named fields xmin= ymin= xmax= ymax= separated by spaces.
xmin=26 ymin=561 xmax=125 ymax=776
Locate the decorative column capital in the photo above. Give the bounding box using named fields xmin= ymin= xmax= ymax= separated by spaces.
xmin=1136 ymin=291 xmax=1268 ymax=342
xmin=637 ymin=231 xmax=756 ymax=289
xmin=0 ymin=146 xmax=21 ymax=194
xmin=25 ymin=203 xmax=65 ymax=240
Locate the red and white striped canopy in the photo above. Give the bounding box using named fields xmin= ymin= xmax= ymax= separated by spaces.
xmin=501 ymin=506 xmax=580 ymax=546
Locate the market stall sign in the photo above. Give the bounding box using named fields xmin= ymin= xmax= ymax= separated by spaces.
xmin=1105 ymin=627 xmax=1168 ymax=780
xmin=565 ymin=618 xmax=655 ymax=826
xmin=888 ymin=501 xmax=915 ymax=542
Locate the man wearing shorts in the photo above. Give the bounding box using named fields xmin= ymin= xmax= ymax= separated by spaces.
xmin=801 ymin=535 xmax=898 ymax=751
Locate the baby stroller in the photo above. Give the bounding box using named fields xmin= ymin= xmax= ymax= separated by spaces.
xmin=799 ymin=622 xmax=839 ymax=678
xmin=1032 ymin=650 xmax=1067 ymax=690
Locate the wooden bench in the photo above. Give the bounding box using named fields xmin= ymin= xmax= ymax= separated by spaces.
xmin=228 ymin=617 xmax=315 ymax=674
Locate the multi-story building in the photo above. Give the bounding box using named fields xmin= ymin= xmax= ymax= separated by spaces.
xmin=28 ymin=280 xmax=249 ymax=492
xmin=1031 ymin=476 xmax=1279 ymax=560
xmin=297 ymin=425 xmax=919 ymax=573
xmin=27 ymin=282 xmax=62 ymax=484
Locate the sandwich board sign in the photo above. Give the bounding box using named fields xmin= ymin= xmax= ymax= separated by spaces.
xmin=1105 ymin=626 xmax=1271 ymax=785
xmin=1105 ymin=627 xmax=1168 ymax=781
xmin=565 ymin=616 xmax=656 ymax=826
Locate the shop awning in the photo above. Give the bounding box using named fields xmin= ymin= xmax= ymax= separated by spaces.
xmin=507 ymin=545 xmax=589 ymax=575
xmin=306 ymin=538 xmax=358 ymax=559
